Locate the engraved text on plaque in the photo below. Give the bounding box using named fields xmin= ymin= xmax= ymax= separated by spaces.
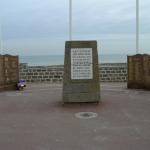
xmin=71 ymin=48 xmax=93 ymax=79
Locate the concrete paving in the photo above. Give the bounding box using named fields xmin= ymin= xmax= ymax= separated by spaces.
xmin=0 ymin=83 xmax=150 ymax=150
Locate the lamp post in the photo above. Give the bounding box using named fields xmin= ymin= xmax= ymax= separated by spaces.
xmin=136 ymin=0 xmax=139 ymax=54
xmin=69 ymin=0 xmax=72 ymax=41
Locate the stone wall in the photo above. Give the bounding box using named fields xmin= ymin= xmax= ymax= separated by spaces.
xmin=0 ymin=55 xmax=19 ymax=91
xmin=19 ymin=63 xmax=127 ymax=83
xmin=100 ymin=63 xmax=127 ymax=82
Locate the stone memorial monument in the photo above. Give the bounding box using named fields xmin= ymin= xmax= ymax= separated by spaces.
xmin=63 ymin=41 xmax=100 ymax=103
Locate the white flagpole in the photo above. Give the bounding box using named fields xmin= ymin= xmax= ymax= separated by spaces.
xmin=0 ymin=23 xmax=3 ymax=54
xmin=69 ymin=0 xmax=72 ymax=41
xmin=136 ymin=0 xmax=139 ymax=54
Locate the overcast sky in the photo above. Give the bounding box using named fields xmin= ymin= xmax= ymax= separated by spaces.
xmin=0 ymin=0 xmax=150 ymax=55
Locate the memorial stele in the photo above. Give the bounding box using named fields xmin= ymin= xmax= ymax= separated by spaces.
xmin=63 ymin=41 xmax=100 ymax=103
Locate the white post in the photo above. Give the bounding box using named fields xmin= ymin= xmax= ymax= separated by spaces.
xmin=0 ymin=23 xmax=3 ymax=54
xmin=136 ymin=0 xmax=139 ymax=54
xmin=69 ymin=0 xmax=72 ymax=41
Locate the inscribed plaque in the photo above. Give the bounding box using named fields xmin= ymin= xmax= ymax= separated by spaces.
xmin=71 ymin=48 xmax=93 ymax=79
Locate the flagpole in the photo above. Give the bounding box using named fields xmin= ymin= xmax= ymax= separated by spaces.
xmin=69 ymin=0 xmax=72 ymax=41
xmin=0 ymin=23 xmax=3 ymax=55
xmin=136 ymin=0 xmax=139 ymax=54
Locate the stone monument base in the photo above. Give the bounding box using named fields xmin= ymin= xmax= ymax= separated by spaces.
xmin=63 ymin=41 xmax=100 ymax=103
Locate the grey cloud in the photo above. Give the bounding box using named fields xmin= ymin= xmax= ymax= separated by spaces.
xmin=0 ymin=0 xmax=150 ymax=55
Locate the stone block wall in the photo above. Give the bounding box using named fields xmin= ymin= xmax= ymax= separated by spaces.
xmin=100 ymin=63 xmax=127 ymax=82
xmin=0 ymin=55 xmax=19 ymax=91
xmin=19 ymin=63 xmax=127 ymax=83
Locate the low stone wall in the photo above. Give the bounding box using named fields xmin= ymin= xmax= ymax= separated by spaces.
xmin=19 ymin=63 xmax=127 ymax=83
xmin=100 ymin=63 xmax=127 ymax=82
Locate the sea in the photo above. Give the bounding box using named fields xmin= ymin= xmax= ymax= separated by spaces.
xmin=20 ymin=54 xmax=127 ymax=66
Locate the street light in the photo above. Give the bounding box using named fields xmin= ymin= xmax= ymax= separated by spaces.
xmin=69 ymin=0 xmax=72 ymax=41
xmin=136 ymin=0 xmax=139 ymax=54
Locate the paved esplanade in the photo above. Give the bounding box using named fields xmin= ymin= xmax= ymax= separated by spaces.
xmin=0 ymin=83 xmax=150 ymax=150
